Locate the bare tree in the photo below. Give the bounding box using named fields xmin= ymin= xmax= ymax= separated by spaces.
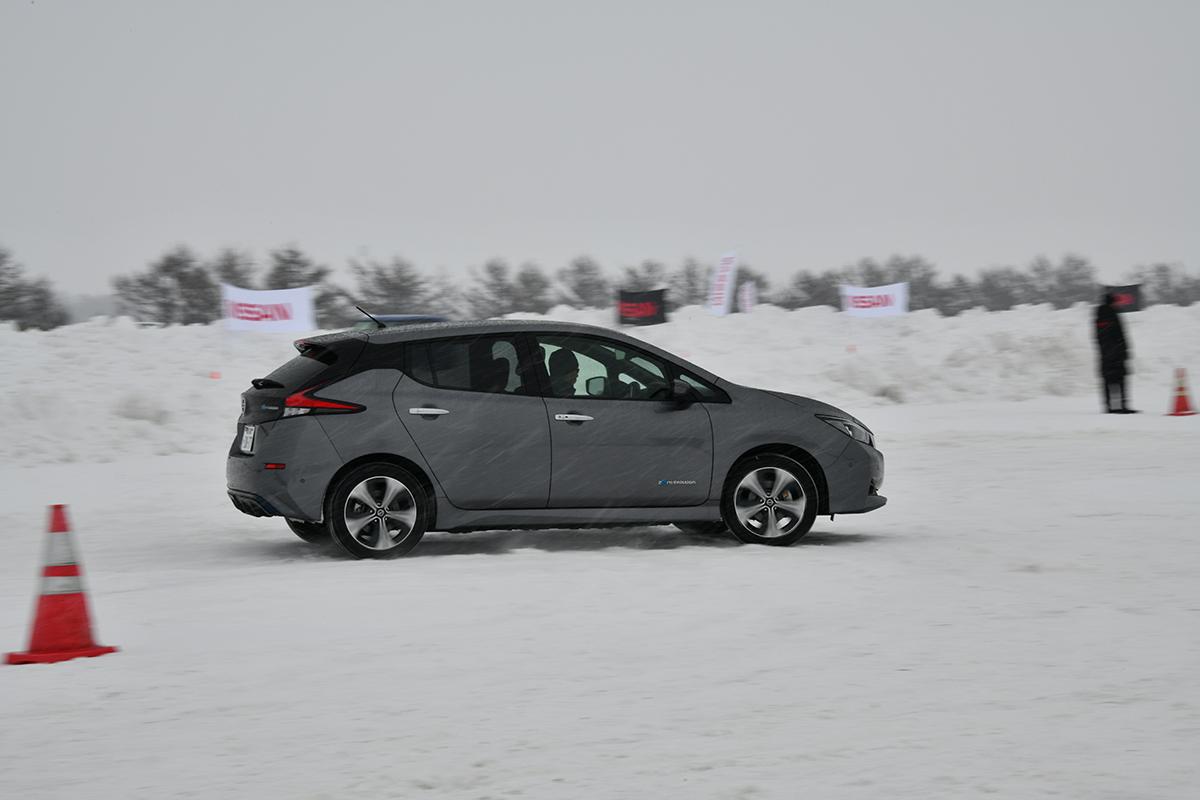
xmin=351 ymin=256 xmax=428 ymax=313
xmin=882 ymin=255 xmax=941 ymax=310
xmin=208 ymin=249 xmax=257 ymax=289
xmin=421 ymin=270 xmax=466 ymax=319
xmin=0 ymin=247 xmax=69 ymax=330
xmin=264 ymin=246 xmax=329 ymax=289
xmin=466 ymin=259 xmax=519 ymax=318
xmin=112 ymin=246 xmax=218 ymax=324
xmin=975 ymin=266 xmax=1035 ymax=310
xmin=941 ymin=274 xmax=980 ymax=316
xmin=1128 ymin=262 xmax=1197 ymax=307
xmin=264 ymin=246 xmax=348 ymax=327
xmin=621 ymin=260 xmax=668 ymax=292
xmin=557 ymin=255 xmax=611 ymax=308
xmin=667 ymin=258 xmax=710 ymax=307
xmin=840 ymin=257 xmax=889 ymax=289
xmin=513 ymin=263 xmax=553 ymax=314
xmin=778 ymin=268 xmax=841 ymax=309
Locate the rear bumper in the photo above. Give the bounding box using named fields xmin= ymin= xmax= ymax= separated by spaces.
xmin=225 ymin=418 xmax=344 ymax=522
xmin=226 ymin=459 xmax=316 ymax=520
xmin=227 ymin=489 xmax=281 ymax=518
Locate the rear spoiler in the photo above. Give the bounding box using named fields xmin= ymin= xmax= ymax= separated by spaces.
xmin=292 ymin=330 xmax=367 ymax=354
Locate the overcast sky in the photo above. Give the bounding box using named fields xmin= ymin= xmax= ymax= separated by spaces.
xmin=2 ymin=0 xmax=1197 ymax=294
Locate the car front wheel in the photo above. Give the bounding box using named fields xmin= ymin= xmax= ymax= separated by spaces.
xmin=326 ymin=463 xmax=430 ymax=559
xmin=722 ymin=455 xmax=818 ymax=546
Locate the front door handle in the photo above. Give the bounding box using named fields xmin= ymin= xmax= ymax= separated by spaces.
xmin=554 ymin=413 xmax=594 ymax=422
xmin=409 ymin=407 xmax=450 ymax=416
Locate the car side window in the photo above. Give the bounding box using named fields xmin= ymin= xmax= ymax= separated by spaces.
xmin=490 ymin=340 xmax=523 ymax=393
xmin=406 ymin=335 xmax=528 ymax=395
xmin=677 ymin=371 xmax=726 ymax=402
xmin=617 ymin=354 xmax=668 ymax=396
xmin=538 ymin=341 xmax=605 ymax=397
xmin=533 ymin=334 xmax=672 ymax=401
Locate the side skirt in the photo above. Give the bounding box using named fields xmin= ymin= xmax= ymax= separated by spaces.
xmin=433 ymin=501 xmax=723 ymax=533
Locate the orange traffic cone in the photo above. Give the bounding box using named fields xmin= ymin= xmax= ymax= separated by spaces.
xmin=6 ymin=505 xmax=118 ymax=665
xmin=1167 ymin=368 xmax=1197 ymax=417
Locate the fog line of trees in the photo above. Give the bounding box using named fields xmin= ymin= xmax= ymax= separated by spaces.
xmin=2 ymin=242 xmax=1199 ymax=331
xmin=107 ymin=246 xmax=1200 ymax=326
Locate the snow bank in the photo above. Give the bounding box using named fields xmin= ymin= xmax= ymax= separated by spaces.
xmin=2 ymin=305 xmax=1196 ymax=464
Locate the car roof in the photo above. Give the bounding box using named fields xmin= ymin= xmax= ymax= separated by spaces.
xmin=351 ymin=319 xmax=723 ymax=383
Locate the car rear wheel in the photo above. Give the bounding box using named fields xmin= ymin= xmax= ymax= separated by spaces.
xmin=721 ymin=455 xmax=818 ymax=546
xmin=285 ymin=518 xmax=330 ymax=543
xmin=326 ymin=463 xmax=430 ymax=559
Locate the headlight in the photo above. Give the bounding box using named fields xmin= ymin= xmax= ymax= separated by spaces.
xmin=817 ymin=414 xmax=874 ymax=447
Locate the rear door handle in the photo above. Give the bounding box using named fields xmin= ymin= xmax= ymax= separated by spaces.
xmin=554 ymin=413 xmax=594 ymax=422
xmin=409 ymin=407 xmax=450 ymax=416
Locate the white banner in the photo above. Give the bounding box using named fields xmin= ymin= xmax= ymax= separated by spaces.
xmin=708 ymin=251 xmax=738 ymax=316
xmin=737 ymin=280 xmax=757 ymax=313
xmin=221 ymin=284 xmax=317 ymax=332
xmin=839 ymin=282 xmax=909 ymax=317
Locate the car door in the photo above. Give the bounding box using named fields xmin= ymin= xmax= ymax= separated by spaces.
xmin=531 ymin=333 xmax=713 ymax=508
xmin=394 ymin=333 xmax=551 ymax=509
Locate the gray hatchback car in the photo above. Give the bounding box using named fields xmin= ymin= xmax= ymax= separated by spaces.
xmin=227 ymin=320 xmax=886 ymax=558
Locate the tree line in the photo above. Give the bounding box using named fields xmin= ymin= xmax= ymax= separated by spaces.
xmin=1 ymin=242 xmax=1198 ymax=331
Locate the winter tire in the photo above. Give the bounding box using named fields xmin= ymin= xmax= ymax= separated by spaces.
xmin=285 ymin=518 xmax=330 ymax=543
xmin=721 ymin=454 xmax=818 ymax=546
xmin=326 ymin=462 xmax=430 ymax=559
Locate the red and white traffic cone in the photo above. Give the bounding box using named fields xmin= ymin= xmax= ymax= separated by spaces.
xmin=6 ymin=505 xmax=118 ymax=665
xmin=1167 ymin=368 xmax=1197 ymax=417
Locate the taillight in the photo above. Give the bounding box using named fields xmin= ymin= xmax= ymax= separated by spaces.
xmin=282 ymin=385 xmax=364 ymax=418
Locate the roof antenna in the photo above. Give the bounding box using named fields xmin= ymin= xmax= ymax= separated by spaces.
xmin=355 ymin=305 xmax=386 ymax=330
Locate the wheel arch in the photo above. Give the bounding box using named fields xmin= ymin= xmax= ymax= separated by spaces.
xmin=726 ymin=444 xmax=830 ymax=515
xmin=323 ymin=453 xmax=438 ymax=528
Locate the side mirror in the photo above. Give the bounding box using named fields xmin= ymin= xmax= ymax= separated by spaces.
xmin=671 ymin=378 xmax=695 ymax=407
xmin=585 ymin=376 xmax=609 ymax=398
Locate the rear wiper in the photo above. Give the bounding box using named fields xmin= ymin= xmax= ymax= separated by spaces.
xmin=251 ymin=378 xmax=284 ymax=390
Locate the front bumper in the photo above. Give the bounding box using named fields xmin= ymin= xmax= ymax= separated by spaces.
xmin=838 ymin=494 xmax=888 ymax=514
xmin=824 ymin=439 xmax=887 ymax=515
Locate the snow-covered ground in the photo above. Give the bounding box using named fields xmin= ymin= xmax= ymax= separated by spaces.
xmin=1 ymin=307 xmax=1198 ymax=798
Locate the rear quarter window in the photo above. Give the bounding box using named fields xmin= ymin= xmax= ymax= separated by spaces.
xmin=405 ymin=336 xmax=528 ymax=394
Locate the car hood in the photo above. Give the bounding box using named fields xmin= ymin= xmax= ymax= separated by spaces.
xmin=764 ymin=391 xmax=871 ymax=431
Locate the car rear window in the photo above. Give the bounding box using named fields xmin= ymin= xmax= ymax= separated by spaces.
xmin=264 ymin=353 xmax=333 ymax=390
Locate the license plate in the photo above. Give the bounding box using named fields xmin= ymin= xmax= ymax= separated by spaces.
xmin=240 ymin=425 xmax=257 ymax=454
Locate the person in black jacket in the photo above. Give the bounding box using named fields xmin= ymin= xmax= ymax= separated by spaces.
xmin=1094 ymin=293 xmax=1136 ymax=413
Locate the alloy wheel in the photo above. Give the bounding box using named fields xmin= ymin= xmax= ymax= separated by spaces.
xmin=343 ymin=476 xmax=418 ymax=551
xmin=733 ymin=466 xmax=808 ymax=539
